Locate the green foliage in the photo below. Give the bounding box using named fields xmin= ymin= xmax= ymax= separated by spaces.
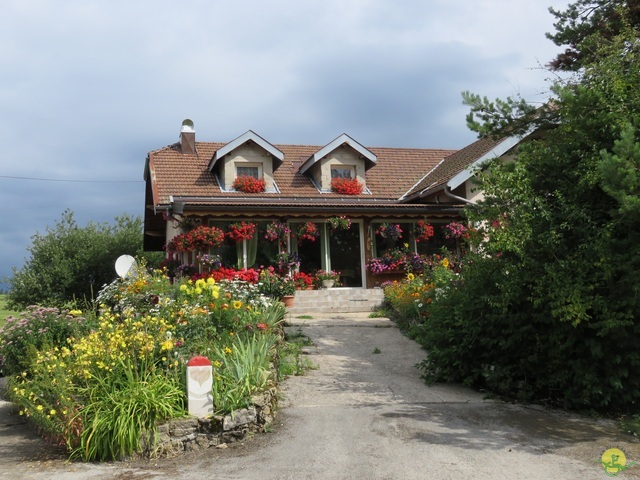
xmin=0 ymin=306 xmax=95 ymax=376
xmin=278 ymin=328 xmax=316 ymax=378
xmin=210 ymin=334 xmax=277 ymax=413
xmin=6 ymin=209 xmax=163 ymax=309
xmin=72 ymin=365 xmax=184 ymax=461
xmin=0 ymin=294 xmax=16 ymax=329
xmin=546 ymin=0 xmax=640 ymax=70
xmin=416 ymin=15 xmax=640 ymax=412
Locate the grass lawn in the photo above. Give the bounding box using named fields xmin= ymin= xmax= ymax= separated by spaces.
xmin=0 ymin=294 xmax=16 ymax=329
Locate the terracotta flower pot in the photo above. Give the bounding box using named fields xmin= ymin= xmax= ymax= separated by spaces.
xmin=282 ymin=295 xmax=295 ymax=307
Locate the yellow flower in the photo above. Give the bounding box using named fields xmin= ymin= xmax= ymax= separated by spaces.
xmin=224 ymin=347 xmax=232 ymax=355
xmin=36 ymin=405 xmax=43 ymax=411
xmin=180 ymin=284 xmax=187 ymax=292
xmin=233 ymin=301 xmax=242 ymax=309
xmin=49 ymin=409 xmax=56 ymax=416
xmin=442 ymin=258 xmax=450 ymax=268
xmin=406 ymin=273 xmax=415 ymax=281
xmin=404 ymin=243 xmax=409 ymax=249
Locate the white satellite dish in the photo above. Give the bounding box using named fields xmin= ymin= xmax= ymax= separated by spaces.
xmin=115 ymin=255 xmax=137 ymax=278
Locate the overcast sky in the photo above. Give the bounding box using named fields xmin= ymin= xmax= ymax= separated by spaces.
xmin=0 ymin=0 xmax=569 ymax=288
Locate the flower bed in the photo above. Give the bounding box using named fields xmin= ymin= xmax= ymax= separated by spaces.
xmin=1 ymin=266 xmax=289 ymax=461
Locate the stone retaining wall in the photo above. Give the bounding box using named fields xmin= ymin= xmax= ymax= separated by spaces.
xmin=143 ymin=387 xmax=277 ymax=458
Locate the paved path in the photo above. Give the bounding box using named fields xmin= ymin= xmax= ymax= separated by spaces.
xmin=1 ymin=313 xmax=639 ymax=479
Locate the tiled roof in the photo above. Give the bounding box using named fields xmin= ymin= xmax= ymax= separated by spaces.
xmin=401 ymin=136 xmax=506 ymax=200
xmin=146 ymin=141 xmax=456 ymax=207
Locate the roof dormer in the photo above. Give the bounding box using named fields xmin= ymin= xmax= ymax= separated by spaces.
xmin=299 ymin=133 xmax=376 ymax=193
xmin=207 ymin=130 xmax=284 ymax=192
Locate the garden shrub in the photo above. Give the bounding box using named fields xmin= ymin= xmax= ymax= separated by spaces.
xmin=0 ymin=306 xmax=95 ymax=376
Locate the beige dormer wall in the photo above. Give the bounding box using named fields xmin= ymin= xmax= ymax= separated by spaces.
xmin=221 ymin=143 xmax=275 ymax=191
xmin=309 ymin=145 xmax=366 ymax=191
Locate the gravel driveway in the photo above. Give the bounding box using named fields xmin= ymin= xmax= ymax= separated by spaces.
xmin=1 ymin=313 xmax=638 ymax=479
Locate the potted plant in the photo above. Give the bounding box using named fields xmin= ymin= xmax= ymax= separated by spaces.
xmin=330 ymin=177 xmax=363 ymax=195
xmin=279 ymin=275 xmax=297 ymax=307
xmin=275 ymin=252 xmax=301 ymax=275
xmin=314 ymin=270 xmax=341 ymax=289
xmin=413 ymin=219 xmax=434 ymax=243
xmin=293 ymin=271 xmax=314 ymax=290
xmin=328 ymin=216 xmax=352 ymax=231
xmin=296 ymin=222 xmax=320 ymax=243
xmin=227 ymin=221 xmax=257 ymax=242
xmin=264 ymin=221 xmax=291 ymax=242
xmin=375 ymin=223 xmax=403 ymax=241
xmin=232 ymin=176 xmax=266 ymax=193
xmin=166 ymin=225 xmax=225 ymax=253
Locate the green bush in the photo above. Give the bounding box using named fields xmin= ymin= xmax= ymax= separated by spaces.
xmin=0 ymin=306 xmax=95 ymax=376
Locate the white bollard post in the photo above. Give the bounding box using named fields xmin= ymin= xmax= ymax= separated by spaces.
xmin=186 ymin=356 xmax=214 ymax=418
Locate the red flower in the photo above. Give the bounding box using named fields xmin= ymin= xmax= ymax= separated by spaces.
xmin=414 ymin=220 xmax=435 ymax=243
xmin=330 ymin=177 xmax=363 ymax=195
xmin=227 ymin=221 xmax=257 ymax=242
xmin=166 ymin=225 xmax=225 ymax=253
xmin=296 ymin=222 xmax=319 ymax=243
xmin=232 ymin=176 xmax=266 ymax=193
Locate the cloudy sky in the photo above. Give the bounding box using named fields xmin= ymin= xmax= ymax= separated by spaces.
xmin=0 ymin=0 xmax=569 ymax=288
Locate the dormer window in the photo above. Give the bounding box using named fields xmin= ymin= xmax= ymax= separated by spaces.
xmin=331 ymin=166 xmax=354 ymax=179
xmin=237 ymin=164 xmax=261 ymax=179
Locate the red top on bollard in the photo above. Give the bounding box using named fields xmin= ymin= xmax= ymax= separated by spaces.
xmin=187 ymin=356 xmax=212 ymax=367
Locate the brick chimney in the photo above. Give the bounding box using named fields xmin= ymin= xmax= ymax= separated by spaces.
xmin=180 ymin=119 xmax=196 ymax=154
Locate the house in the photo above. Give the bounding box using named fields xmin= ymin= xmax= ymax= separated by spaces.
xmin=143 ymin=120 xmax=520 ymax=288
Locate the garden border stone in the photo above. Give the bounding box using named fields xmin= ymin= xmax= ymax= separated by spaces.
xmin=142 ymin=387 xmax=278 ymax=458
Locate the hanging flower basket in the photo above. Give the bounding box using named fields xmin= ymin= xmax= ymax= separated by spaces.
xmin=375 ymin=223 xmax=403 ymax=241
xmin=264 ymin=221 xmax=291 ymax=242
xmin=328 ymin=216 xmax=352 ymax=231
xmin=232 ymin=176 xmax=266 ymax=193
xmin=413 ymin=220 xmax=435 ymax=243
xmin=166 ymin=225 xmax=225 ymax=253
xmin=296 ymin=222 xmax=320 ymax=243
xmin=275 ymin=252 xmax=301 ymax=274
xmin=330 ymin=177 xmax=363 ymax=195
xmin=443 ymin=221 xmax=469 ymax=239
xmin=227 ymin=221 xmax=257 ymax=242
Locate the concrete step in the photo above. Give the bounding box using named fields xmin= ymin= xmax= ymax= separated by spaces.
xmin=285 ymin=288 xmax=384 ymax=315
